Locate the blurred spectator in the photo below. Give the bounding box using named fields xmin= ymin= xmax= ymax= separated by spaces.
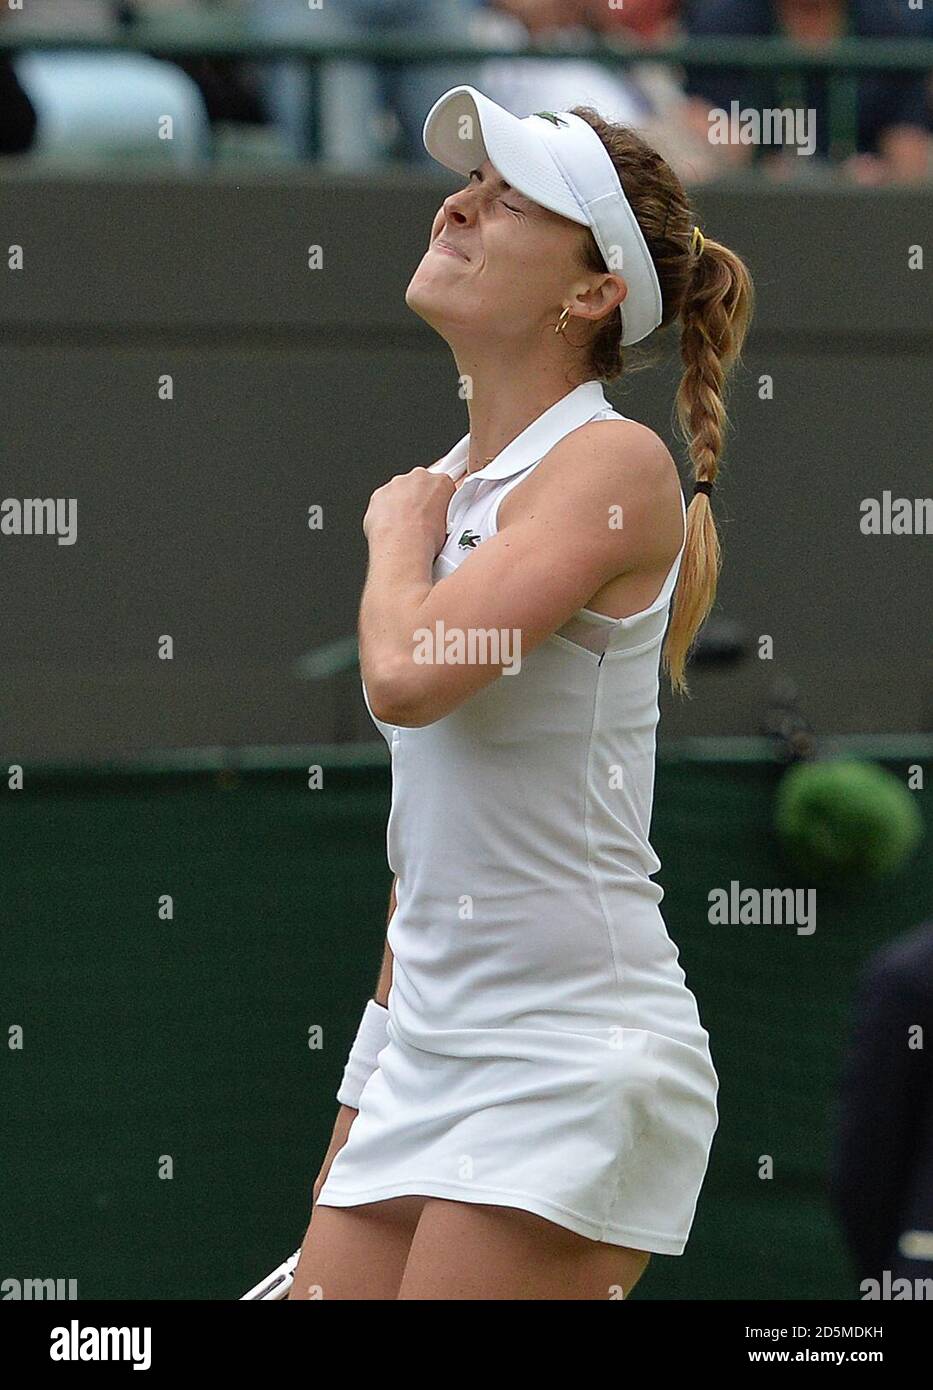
xmin=488 ymin=0 xmax=590 ymax=33
xmin=247 ymin=0 xmax=484 ymax=166
xmin=480 ymin=0 xmax=725 ymax=184
xmin=0 ymin=8 xmax=38 ymax=155
xmin=829 ymin=919 xmax=933 ymax=1291
xmin=680 ymin=0 xmax=932 ymax=184
xmin=0 ymin=59 xmax=38 ymax=155
xmin=5 ymin=0 xmax=214 ymax=165
xmin=580 ymin=0 xmax=681 ymax=44
xmin=570 ymin=0 xmax=730 ymax=182
xmin=116 ymin=1 xmax=266 ymax=129
xmin=475 ymin=1 xmax=653 ymax=137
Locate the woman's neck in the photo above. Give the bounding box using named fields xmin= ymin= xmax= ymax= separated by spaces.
xmin=460 ymin=379 xmax=594 ymax=476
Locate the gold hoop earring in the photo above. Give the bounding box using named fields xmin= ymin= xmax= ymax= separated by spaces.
xmin=554 ymin=306 xmax=572 ymax=337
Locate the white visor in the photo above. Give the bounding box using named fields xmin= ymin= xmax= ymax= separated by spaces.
xmin=422 ymin=84 xmax=663 ymax=348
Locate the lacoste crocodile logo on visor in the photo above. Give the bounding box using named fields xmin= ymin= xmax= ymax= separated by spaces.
xmin=534 ymin=112 xmax=569 ymax=127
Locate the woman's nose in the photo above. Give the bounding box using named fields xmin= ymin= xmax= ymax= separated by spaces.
xmin=443 ymin=187 xmax=474 ymax=222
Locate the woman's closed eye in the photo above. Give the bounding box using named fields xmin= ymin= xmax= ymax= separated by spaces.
xmin=467 ymin=170 xmax=523 ymax=216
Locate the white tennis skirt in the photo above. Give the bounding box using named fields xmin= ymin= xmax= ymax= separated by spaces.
xmin=315 ymin=1014 xmax=719 ymax=1255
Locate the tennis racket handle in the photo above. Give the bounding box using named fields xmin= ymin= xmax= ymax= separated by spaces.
xmin=240 ymin=1248 xmax=301 ymax=1300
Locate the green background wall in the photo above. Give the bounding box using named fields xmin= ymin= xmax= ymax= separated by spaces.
xmin=1 ymin=171 xmax=931 ymax=759
xmin=2 ymin=743 xmax=930 ymax=1299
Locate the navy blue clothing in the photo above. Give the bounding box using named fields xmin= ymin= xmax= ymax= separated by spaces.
xmin=682 ymin=0 xmax=931 ymax=159
xmin=0 ymin=56 xmax=37 ymax=154
xmin=829 ymin=920 xmax=933 ymax=1286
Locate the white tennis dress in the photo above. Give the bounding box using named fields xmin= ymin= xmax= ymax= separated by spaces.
xmin=316 ymin=379 xmax=719 ymax=1254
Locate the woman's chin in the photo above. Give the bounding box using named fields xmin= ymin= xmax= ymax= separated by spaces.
xmin=405 ymin=278 xmax=489 ymax=340
xmin=405 ymin=280 xmax=455 ymax=326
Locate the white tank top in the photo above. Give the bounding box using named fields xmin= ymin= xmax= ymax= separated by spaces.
xmin=362 ymin=378 xmax=706 ymax=1056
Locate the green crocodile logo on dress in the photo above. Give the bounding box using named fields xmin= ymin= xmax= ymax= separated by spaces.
xmin=458 ymin=529 xmax=482 ymax=550
xmin=534 ymin=111 xmax=569 ymax=127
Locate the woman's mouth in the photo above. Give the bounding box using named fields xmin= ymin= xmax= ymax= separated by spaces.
xmin=434 ymin=240 xmax=469 ymax=262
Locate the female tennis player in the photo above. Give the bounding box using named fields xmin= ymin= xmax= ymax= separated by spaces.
xmin=288 ymin=85 xmax=753 ymax=1300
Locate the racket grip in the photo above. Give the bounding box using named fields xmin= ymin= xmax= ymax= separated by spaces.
xmin=240 ymin=1248 xmax=301 ymax=1300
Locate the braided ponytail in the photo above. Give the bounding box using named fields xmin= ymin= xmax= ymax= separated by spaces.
xmin=666 ymin=237 xmax=754 ymax=695
xmin=568 ymin=108 xmax=755 ymax=696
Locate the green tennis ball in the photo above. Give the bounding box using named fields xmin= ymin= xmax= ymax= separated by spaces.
xmin=774 ymin=759 xmax=924 ymax=883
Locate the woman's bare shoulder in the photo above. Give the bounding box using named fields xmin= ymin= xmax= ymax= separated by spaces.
xmin=499 ymin=417 xmax=683 ymax=565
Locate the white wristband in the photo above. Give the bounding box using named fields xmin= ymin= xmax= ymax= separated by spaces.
xmin=336 ymin=998 xmax=390 ymax=1108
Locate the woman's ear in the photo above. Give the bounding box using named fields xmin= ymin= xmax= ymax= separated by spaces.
xmin=573 ymin=273 xmax=627 ymax=323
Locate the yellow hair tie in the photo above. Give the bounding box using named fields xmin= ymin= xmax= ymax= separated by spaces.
xmin=691 ymin=226 xmax=706 ymax=256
